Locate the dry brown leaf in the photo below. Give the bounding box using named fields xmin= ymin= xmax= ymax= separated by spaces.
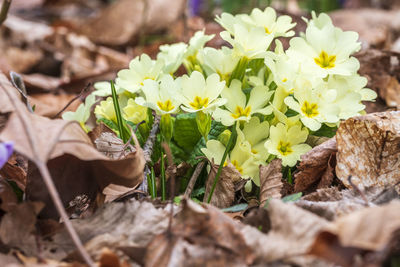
xmin=336 ymin=111 xmax=400 ymax=191
xmin=29 ymin=93 xmax=81 ymax=118
xmin=356 ymin=49 xmax=400 ymax=111
xmin=309 ymin=201 xmax=400 ymax=266
xmin=145 ymin=199 xmax=255 ymax=267
xmin=0 ymin=202 xmax=44 ymax=255
xmin=48 ymin=200 xmax=173 ymax=261
xmin=241 ymin=199 xmax=330 ymax=266
xmin=79 ymin=0 xmax=185 ymax=46
xmin=296 ymin=186 xmax=398 ymax=220
xmin=0 ymin=154 xmax=27 ymax=190
xmin=259 ymin=159 xmax=283 ymax=207
xmin=294 ymin=138 xmax=337 ymax=193
xmin=203 ymin=163 xmax=240 ymax=208
xmin=0 ymin=178 xmax=18 ymax=212
xmin=0 ymin=72 xmax=145 ymax=218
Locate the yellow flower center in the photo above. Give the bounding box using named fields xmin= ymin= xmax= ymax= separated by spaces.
xmin=277 ymin=141 xmax=293 ymax=156
xmin=157 ymin=99 xmax=175 ymax=112
xmin=231 ymin=160 xmax=243 ymax=174
xmin=189 ymin=96 xmax=209 ymax=110
xmin=314 ymin=51 xmax=336 ymax=69
xmin=301 ymin=101 xmax=319 ymax=118
xmin=264 ymin=27 xmax=271 ymax=34
xmin=251 ymin=149 xmax=258 ymax=154
xmin=282 ymin=78 xmax=288 ymax=83
xmin=231 ymin=106 xmax=251 ymax=119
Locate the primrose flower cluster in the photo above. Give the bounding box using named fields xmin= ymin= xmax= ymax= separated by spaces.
xmin=63 ymin=7 xmax=376 ymax=189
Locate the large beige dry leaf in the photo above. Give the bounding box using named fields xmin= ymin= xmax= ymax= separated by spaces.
xmin=145 ymin=199 xmax=255 ymax=267
xmin=241 ymin=199 xmax=330 ymax=266
xmin=336 ymin=111 xmax=400 ymax=191
xmin=309 ymin=201 xmax=400 ymax=266
xmin=259 ymin=159 xmax=283 ymax=207
xmin=79 ymin=0 xmax=185 ymax=46
xmin=47 ymin=200 xmax=174 ymax=261
xmin=203 ymin=163 xmax=240 ymax=208
xmin=29 ymin=93 xmax=81 ymax=118
xmin=294 ymin=138 xmax=337 ymax=193
xmin=0 ymin=72 xmax=145 ymax=217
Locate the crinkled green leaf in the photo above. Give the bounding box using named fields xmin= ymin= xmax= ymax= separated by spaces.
xmin=173 ymin=113 xmax=202 ymax=151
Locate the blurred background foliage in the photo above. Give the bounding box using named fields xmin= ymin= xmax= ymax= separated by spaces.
xmin=190 ymin=0 xmax=343 ymax=16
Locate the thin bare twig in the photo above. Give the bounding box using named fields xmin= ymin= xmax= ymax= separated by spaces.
xmin=2 ymin=77 xmax=95 ymax=266
xmin=161 ymin=142 xmax=175 ymax=234
xmin=139 ymin=115 xmax=160 ymax=194
xmin=348 ymin=175 xmax=370 ymax=206
xmin=184 ymin=160 xmax=205 ymax=198
xmin=0 ymin=0 xmax=11 ymax=26
xmin=52 ymin=83 xmax=92 ymax=119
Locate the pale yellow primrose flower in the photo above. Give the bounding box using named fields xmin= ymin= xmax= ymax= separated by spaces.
xmin=116 ymin=54 xmax=164 ymax=93
xmin=62 ymin=93 xmax=96 ymax=133
xmin=239 ymin=117 xmax=270 ymax=162
xmin=199 ymin=47 xmax=239 ymax=82
xmin=240 ymin=7 xmax=296 ymax=37
xmin=94 ymin=97 xmax=116 ymax=122
xmin=177 ymin=71 xmax=226 ymax=113
xmin=122 ymin=98 xmax=148 ymax=124
xmin=213 ymin=79 xmax=273 ymax=126
xmin=215 ymin=12 xmax=245 ymax=35
xmin=327 ymin=75 xmax=376 ymax=119
xmin=304 ymin=11 xmax=334 ymax=30
xmin=157 ymin=42 xmax=187 ymax=75
xmin=284 ymin=82 xmax=340 ymax=131
xmin=135 ymin=75 xmax=181 ymax=115
xmin=220 ymin=23 xmax=274 ymax=59
xmin=201 ymin=139 xmax=261 ymax=185
xmin=287 ymin=17 xmax=361 ymax=78
xmin=265 ymin=122 xmax=311 ymax=167
xmin=185 ymin=30 xmax=215 ymax=59
xmin=93 ymin=81 xmax=124 ymax=97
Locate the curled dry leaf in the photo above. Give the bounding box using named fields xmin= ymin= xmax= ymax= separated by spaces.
xmin=145 ymin=199 xmax=255 ymax=267
xmin=259 ymin=159 xmax=283 ymax=207
xmin=294 ymin=138 xmax=337 ymax=193
xmin=48 ymin=200 xmax=174 ymax=261
xmin=0 ymin=72 xmax=145 ymax=218
xmin=309 ymin=201 xmax=400 ymax=266
xmin=356 ymin=49 xmax=400 ymax=110
xmin=29 ymin=93 xmax=81 ymax=118
xmin=203 ymin=162 xmax=240 ymax=208
xmin=241 ymin=199 xmax=330 ymax=266
xmin=336 ymin=111 xmax=400 ymax=191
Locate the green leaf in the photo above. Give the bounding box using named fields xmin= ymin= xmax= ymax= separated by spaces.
xmin=173 ymin=113 xmax=202 ymax=151
xmin=222 ymin=203 xmax=248 ymax=212
xmin=312 ymin=124 xmax=337 ymax=138
xmin=187 ymin=120 xmax=227 ymax=165
xmin=97 ymin=118 xmax=119 ymax=133
xmin=282 ymin=192 xmax=302 ymax=203
xmin=191 ymin=186 xmax=205 ymax=198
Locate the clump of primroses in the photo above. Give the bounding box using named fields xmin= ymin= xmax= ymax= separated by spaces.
xmin=63 ymin=8 xmax=376 ymax=191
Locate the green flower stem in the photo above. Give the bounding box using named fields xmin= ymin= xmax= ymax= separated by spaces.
xmin=160 ymin=113 xmax=174 ymax=143
xmin=228 ymin=57 xmax=249 ymax=86
xmin=161 ymin=151 xmax=166 ymax=201
xmin=110 ymin=81 xmax=128 ymax=143
xmin=196 ymin=111 xmax=211 ymax=142
xmin=207 ymin=123 xmax=237 ymax=203
xmin=150 ymin=167 xmax=157 ymax=199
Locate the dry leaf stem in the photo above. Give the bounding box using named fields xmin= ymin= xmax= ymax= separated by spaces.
xmin=52 ymin=83 xmax=91 ymax=119
xmin=2 ymin=80 xmax=95 ymax=266
xmin=0 ymin=0 xmax=11 ymax=26
xmin=184 ymin=160 xmax=205 ymax=198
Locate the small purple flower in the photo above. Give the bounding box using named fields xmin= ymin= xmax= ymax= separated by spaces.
xmin=0 ymin=141 xmax=14 ymax=169
xmin=188 ymin=0 xmax=202 ymax=16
